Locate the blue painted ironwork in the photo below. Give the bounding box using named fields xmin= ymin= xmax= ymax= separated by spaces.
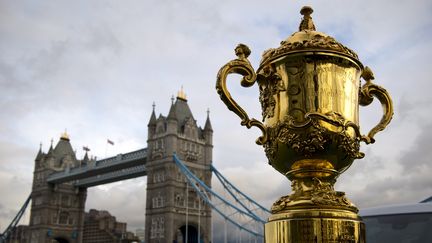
xmin=173 ymin=154 xmax=265 ymax=238
xmin=211 ymin=164 xmax=271 ymax=218
xmin=0 ymin=194 xmax=31 ymax=243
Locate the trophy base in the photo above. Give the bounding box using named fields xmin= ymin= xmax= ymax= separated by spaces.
xmin=265 ymin=208 xmax=365 ymax=243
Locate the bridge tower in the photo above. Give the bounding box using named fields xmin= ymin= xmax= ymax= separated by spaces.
xmin=28 ymin=133 xmax=87 ymax=243
xmin=145 ymin=90 xmax=213 ymax=243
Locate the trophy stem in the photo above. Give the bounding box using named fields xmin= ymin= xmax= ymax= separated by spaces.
xmin=266 ymin=159 xmax=365 ymax=243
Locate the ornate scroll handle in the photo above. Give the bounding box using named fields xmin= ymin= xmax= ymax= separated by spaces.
xmin=359 ymin=66 xmax=394 ymax=144
xmin=216 ymin=44 xmax=267 ymax=145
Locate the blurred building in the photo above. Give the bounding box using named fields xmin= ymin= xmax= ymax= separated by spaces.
xmin=82 ymin=209 xmax=138 ymax=243
xmin=5 ymin=225 xmax=30 ymax=243
xmin=135 ymin=228 xmax=145 ymax=242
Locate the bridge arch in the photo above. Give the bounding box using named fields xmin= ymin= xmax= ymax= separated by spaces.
xmin=53 ymin=236 xmax=70 ymax=243
xmin=176 ymin=224 xmax=202 ymax=243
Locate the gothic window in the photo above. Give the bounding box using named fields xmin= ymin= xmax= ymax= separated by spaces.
xmin=153 ymin=171 xmax=166 ymax=183
xmin=33 ymin=214 xmax=41 ymax=225
xmin=152 ymin=139 xmax=165 ymax=159
xmin=150 ymin=219 xmax=157 ymax=239
xmin=150 ymin=217 xmax=165 ymax=239
xmin=31 ymin=231 xmax=39 ymax=243
xmin=34 ymin=196 xmax=42 ymax=206
xmin=51 ymin=195 xmax=57 ymax=205
xmin=161 ymin=171 xmax=165 ymax=181
xmin=156 ymin=139 xmax=164 ymax=149
xmin=68 ymin=216 xmax=74 ymax=225
xmin=159 ymin=217 xmax=165 ymax=237
xmin=176 ymin=172 xmax=181 ymax=181
xmin=156 ymin=123 xmax=165 ymax=134
xmin=59 ymin=212 xmax=69 ymax=225
xmin=61 ymin=195 xmax=69 ymax=207
xmin=52 ymin=213 xmax=57 ymax=224
xmin=194 ymin=198 xmax=204 ymax=209
xmin=152 ymin=193 xmax=165 ymax=208
xmin=175 ymin=193 xmax=185 ymax=207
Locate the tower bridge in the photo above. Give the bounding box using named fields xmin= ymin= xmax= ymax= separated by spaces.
xmin=1 ymin=92 xmax=270 ymax=243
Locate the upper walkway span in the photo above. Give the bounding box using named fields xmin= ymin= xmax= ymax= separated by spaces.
xmin=46 ymin=148 xmax=147 ymax=187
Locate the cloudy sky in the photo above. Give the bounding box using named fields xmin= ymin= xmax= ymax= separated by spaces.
xmin=1 ymin=0 xmax=432 ymax=237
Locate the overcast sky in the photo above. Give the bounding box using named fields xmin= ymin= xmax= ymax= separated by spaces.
xmin=1 ymin=0 xmax=432 ymax=237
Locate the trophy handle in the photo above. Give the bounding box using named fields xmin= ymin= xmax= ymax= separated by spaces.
xmin=359 ymin=66 xmax=394 ymax=144
xmin=216 ymin=44 xmax=267 ymax=145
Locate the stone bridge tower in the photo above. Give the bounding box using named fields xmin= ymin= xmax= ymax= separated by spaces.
xmin=28 ymin=133 xmax=87 ymax=243
xmin=145 ymin=90 xmax=213 ymax=243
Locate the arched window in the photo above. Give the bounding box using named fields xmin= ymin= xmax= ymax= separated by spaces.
xmin=59 ymin=212 xmax=69 ymax=225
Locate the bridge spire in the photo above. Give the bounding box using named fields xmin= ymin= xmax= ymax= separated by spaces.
xmin=204 ymin=108 xmax=213 ymax=131
xmin=35 ymin=142 xmax=44 ymax=161
xmin=177 ymin=86 xmax=187 ymax=101
xmin=148 ymin=102 xmax=157 ymax=126
xmin=167 ymin=100 xmax=177 ymax=120
xmin=60 ymin=129 xmax=70 ymax=141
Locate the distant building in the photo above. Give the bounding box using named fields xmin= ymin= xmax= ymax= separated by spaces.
xmin=82 ymin=209 xmax=138 ymax=243
xmin=5 ymin=225 xmax=30 ymax=243
xmin=135 ymin=228 xmax=145 ymax=242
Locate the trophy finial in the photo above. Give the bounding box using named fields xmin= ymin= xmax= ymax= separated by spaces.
xmin=362 ymin=66 xmax=375 ymax=83
xmin=235 ymin=44 xmax=251 ymax=59
xmin=299 ymin=6 xmax=316 ymax=31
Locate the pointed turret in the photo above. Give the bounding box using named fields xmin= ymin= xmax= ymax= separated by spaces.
xmin=167 ymin=96 xmax=179 ymax=135
xmin=148 ymin=102 xmax=158 ymax=139
xmin=82 ymin=152 xmax=89 ymax=166
xmin=204 ymin=109 xmax=213 ymax=132
xmin=46 ymin=139 xmax=54 ymax=158
xmin=35 ymin=143 xmax=44 ymax=161
xmin=148 ymin=102 xmax=157 ymax=126
xmin=203 ymin=109 xmax=213 ymax=165
xmin=53 ymin=132 xmax=76 ymax=160
xmin=167 ymin=102 xmax=177 ymax=121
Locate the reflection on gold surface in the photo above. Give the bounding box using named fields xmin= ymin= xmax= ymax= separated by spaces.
xmin=265 ymin=209 xmax=365 ymax=243
xmin=216 ymin=5 xmax=393 ymax=243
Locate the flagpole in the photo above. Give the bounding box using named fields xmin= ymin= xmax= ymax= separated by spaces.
xmin=105 ymin=139 xmax=114 ymax=157
xmin=198 ymin=197 xmax=201 ymax=243
xmin=185 ymin=181 xmax=189 ymax=243
xmin=105 ymin=142 xmax=108 ymax=158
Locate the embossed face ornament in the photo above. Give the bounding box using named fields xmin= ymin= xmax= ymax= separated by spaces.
xmin=216 ymin=6 xmax=393 ymax=179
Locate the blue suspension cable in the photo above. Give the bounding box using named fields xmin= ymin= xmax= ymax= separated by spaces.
xmin=211 ymin=164 xmax=271 ymax=215
xmin=0 ymin=194 xmax=31 ymax=242
xmin=173 ymin=154 xmax=265 ymax=237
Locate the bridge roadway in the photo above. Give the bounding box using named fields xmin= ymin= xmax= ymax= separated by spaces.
xmin=46 ymin=148 xmax=147 ymax=187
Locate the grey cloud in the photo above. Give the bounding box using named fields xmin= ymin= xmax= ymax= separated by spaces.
xmin=337 ymin=120 xmax=432 ymax=208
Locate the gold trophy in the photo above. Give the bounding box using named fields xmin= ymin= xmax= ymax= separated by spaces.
xmin=216 ymin=6 xmax=393 ymax=242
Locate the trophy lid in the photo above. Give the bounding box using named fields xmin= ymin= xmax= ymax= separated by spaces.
xmin=259 ymin=6 xmax=362 ymax=69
